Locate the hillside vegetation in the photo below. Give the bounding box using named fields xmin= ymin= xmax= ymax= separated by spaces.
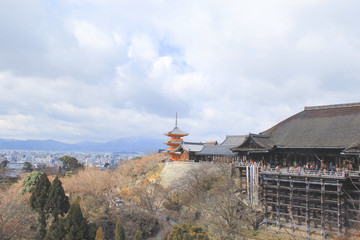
xmin=0 ymin=154 xmax=352 ymax=240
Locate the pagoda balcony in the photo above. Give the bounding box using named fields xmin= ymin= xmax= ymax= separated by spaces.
xmin=164 ymin=141 xmax=182 ymax=145
xmin=164 ymin=151 xmax=181 ymax=155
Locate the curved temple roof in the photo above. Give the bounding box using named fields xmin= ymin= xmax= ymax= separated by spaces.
xmin=164 ymin=126 xmax=189 ymax=136
xmin=233 ymin=103 xmax=360 ymax=153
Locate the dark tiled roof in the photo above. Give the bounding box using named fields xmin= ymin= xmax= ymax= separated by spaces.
xmin=231 ymin=134 xmax=274 ymax=152
xmin=345 ymin=141 xmax=360 ymax=153
xmin=220 ymin=135 xmax=246 ymax=148
xmin=262 ymin=103 xmax=360 ymax=148
xmin=164 ymin=126 xmax=189 ymax=136
xmin=233 ymin=103 xmax=360 ymax=152
xmin=196 ymin=145 xmax=236 ymax=156
xmin=177 ymin=142 xmax=204 ymax=152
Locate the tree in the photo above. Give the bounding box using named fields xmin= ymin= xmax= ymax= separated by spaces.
xmin=167 ymin=222 xmax=209 ymax=240
xmin=114 ymin=218 xmax=125 ymax=240
xmin=95 ymin=227 xmax=106 ymax=240
xmin=0 ymin=187 xmax=37 ymax=239
xmin=29 ymin=172 xmax=51 ymax=212
xmin=64 ymin=197 xmax=90 ymax=240
xmin=59 ymin=156 xmax=83 ymax=172
xmin=21 ymin=170 xmax=43 ymax=194
xmin=0 ymin=160 xmax=9 ymax=169
xmin=45 ymin=176 xmax=70 ymax=222
xmin=22 ymin=161 xmax=34 ymax=172
xmin=44 ymin=219 xmax=66 ymax=240
xmin=29 ymin=172 xmax=51 ymax=240
xmin=131 ymin=181 xmax=165 ymax=214
xmin=133 ymin=230 xmax=142 ymax=240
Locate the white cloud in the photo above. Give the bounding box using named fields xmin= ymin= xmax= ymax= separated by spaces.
xmin=0 ymin=0 xmax=359 ymax=144
xmin=67 ymin=19 xmax=113 ymax=50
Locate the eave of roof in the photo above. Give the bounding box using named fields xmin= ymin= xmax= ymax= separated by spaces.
xmin=196 ymin=145 xmax=235 ymax=156
xmin=164 ymin=126 xmax=189 ymax=136
xmin=176 ymin=142 xmax=204 ymax=152
xmin=220 ymin=135 xmax=246 ymax=148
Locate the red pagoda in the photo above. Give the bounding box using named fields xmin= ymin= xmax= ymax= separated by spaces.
xmin=164 ymin=114 xmax=189 ymax=161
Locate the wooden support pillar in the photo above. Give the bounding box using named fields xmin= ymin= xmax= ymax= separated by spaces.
xmin=306 ymin=178 xmax=310 ymax=236
xmin=290 ymin=177 xmax=294 ymax=232
xmin=337 ymin=180 xmax=342 ymax=237
xmin=264 ymin=178 xmax=268 ymax=226
xmin=276 ymin=175 xmax=280 ymax=228
xmin=321 ymin=179 xmax=325 ymax=238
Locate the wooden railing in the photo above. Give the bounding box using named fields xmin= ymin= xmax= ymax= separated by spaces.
xmin=234 ymin=162 xmax=360 ymax=178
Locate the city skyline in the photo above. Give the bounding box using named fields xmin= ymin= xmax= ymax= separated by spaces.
xmin=0 ymin=1 xmax=359 ymax=144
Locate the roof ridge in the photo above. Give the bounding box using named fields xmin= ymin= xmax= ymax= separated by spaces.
xmin=304 ymin=102 xmax=360 ymax=111
xmin=225 ymin=135 xmax=246 ymax=137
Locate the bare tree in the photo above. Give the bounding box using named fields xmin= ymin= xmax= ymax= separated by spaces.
xmin=0 ymin=186 xmax=37 ymax=239
xmin=130 ymin=180 xmax=166 ymax=214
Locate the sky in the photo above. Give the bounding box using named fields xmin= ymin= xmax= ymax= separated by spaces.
xmin=0 ymin=0 xmax=359 ymax=144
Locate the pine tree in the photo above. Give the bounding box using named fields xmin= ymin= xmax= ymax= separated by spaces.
xmin=133 ymin=230 xmax=141 ymax=240
xmin=114 ymin=218 xmax=125 ymax=240
xmin=64 ymin=197 xmax=90 ymax=240
xmin=29 ymin=172 xmax=51 ymax=240
xmin=45 ymin=176 xmax=70 ymax=222
xmin=95 ymin=226 xmax=106 ymax=240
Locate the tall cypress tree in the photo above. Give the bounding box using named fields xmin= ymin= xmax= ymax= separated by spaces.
xmin=114 ymin=218 xmax=125 ymax=240
xmin=64 ymin=197 xmax=90 ymax=240
xmin=45 ymin=176 xmax=70 ymax=222
xmin=29 ymin=172 xmax=51 ymax=240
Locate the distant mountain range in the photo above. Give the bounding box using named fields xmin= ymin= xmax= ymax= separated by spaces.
xmin=0 ymin=137 xmax=164 ymax=153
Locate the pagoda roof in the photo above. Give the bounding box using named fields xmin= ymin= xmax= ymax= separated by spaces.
xmin=165 ymin=126 xmax=189 ymax=136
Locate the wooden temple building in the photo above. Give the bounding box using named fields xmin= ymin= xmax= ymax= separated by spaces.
xmin=175 ymin=141 xmax=205 ymax=161
xmin=196 ymin=135 xmax=246 ymax=162
xmin=232 ymin=103 xmax=360 ymax=237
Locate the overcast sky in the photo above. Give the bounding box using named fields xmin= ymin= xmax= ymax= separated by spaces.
xmin=0 ymin=0 xmax=359 ymax=143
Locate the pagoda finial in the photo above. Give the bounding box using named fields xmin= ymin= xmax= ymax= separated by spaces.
xmin=175 ymin=112 xmax=178 ymax=127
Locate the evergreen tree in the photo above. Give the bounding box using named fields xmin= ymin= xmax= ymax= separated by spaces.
xmin=44 ymin=219 xmax=66 ymax=240
xmin=114 ymin=218 xmax=125 ymax=240
xmin=59 ymin=156 xmax=83 ymax=171
xmin=36 ymin=211 xmax=47 ymax=240
xmin=22 ymin=161 xmax=34 ymax=172
xmin=64 ymin=197 xmax=90 ymax=240
xmin=133 ymin=230 xmax=142 ymax=240
xmin=95 ymin=226 xmax=106 ymax=240
xmin=29 ymin=172 xmax=51 ymax=240
xmin=45 ymin=176 xmax=70 ymax=222
xmin=30 ymin=172 xmax=51 ymax=212
xmin=21 ymin=170 xmax=43 ymax=194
